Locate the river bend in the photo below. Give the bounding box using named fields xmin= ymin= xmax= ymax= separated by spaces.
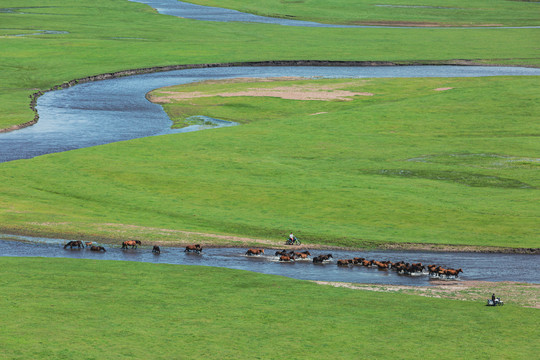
xmin=1 ymin=65 xmax=539 ymax=163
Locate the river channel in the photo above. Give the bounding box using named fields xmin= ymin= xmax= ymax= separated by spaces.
xmin=1 ymin=65 xmax=540 ymax=163
xmin=1 ymin=235 xmax=538 ymax=286
xmin=130 ymin=0 xmax=540 ymax=28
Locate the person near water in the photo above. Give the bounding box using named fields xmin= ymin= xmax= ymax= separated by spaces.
xmin=289 ymin=232 xmax=296 ymax=244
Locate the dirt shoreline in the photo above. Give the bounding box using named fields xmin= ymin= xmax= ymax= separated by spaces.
xmin=4 ymin=59 xmax=538 ymax=134
xmin=315 ymin=280 xmax=540 ymax=309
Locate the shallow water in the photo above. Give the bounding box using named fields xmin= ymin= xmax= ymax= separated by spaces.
xmin=1 ymin=235 xmax=538 ymax=286
xmin=130 ymin=0 xmax=540 ymax=28
xmin=1 ymin=65 xmax=539 ymax=163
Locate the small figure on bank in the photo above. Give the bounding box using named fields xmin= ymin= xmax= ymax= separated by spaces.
xmin=289 ymin=232 xmax=296 ymax=243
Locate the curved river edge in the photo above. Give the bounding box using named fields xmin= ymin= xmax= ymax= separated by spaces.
xmin=3 ymin=59 xmax=539 ymax=134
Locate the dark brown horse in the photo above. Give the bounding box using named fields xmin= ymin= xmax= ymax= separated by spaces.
xmin=152 ymin=245 xmax=161 ymax=254
xmin=121 ymin=240 xmax=141 ymax=249
xmin=185 ymin=244 xmax=202 ymax=253
xmin=245 ymin=248 xmax=264 ymax=256
xmin=313 ymin=254 xmax=333 ymax=263
xmin=64 ymin=240 xmax=84 ymax=249
xmin=337 ymin=259 xmax=353 ymax=266
xmin=275 ymin=249 xmax=288 ymax=256
xmin=90 ymin=246 xmax=106 ymax=252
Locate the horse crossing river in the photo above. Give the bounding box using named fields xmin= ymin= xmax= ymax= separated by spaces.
xmin=1 ymin=235 xmax=538 ymax=286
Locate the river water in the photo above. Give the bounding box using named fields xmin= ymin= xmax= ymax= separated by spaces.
xmin=1 ymin=235 xmax=538 ymax=285
xmin=129 ymin=0 xmax=540 ymax=29
xmin=1 ymin=65 xmax=539 ymax=163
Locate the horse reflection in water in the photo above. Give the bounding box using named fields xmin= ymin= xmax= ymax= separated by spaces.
xmin=90 ymin=245 xmax=106 ymax=252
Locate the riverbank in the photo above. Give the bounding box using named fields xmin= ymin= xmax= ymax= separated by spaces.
xmin=4 ymin=59 xmax=538 ymax=134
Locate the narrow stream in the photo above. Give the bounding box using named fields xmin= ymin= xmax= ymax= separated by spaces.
xmin=1 ymin=235 xmax=538 ymax=286
xmin=129 ymin=0 xmax=540 ymax=28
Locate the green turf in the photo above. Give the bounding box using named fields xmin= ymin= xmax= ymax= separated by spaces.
xmin=189 ymin=0 xmax=540 ymax=26
xmin=0 ymin=257 xmax=537 ymax=359
xmin=1 ymin=76 xmax=538 ymax=249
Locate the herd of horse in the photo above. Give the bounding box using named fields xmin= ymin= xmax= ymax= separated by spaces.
xmin=246 ymin=248 xmax=464 ymax=279
xmin=63 ymin=242 xmax=463 ymax=279
xmin=63 ymin=240 xmax=202 ymax=255
xmin=333 ymin=257 xmax=463 ymax=278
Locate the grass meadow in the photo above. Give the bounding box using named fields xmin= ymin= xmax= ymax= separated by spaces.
xmin=1 ymin=76 xmax=538 ymax=249
xmin=0 ymin=257 xmax=538 ymax=359
xmin=1 ymin=1 xmax=539 ymax=358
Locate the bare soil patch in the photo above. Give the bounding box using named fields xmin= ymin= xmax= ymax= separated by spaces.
xmin=434 ymin=87 xmax=453 ymax=91
xmin=149 ymin=77 xmax=374 ymax=103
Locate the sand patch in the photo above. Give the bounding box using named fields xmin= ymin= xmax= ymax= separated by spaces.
xmin=149 ymin=77 xmax=374 ymax=103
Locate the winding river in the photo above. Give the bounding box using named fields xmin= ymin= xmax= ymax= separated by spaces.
xmin=1 ymin=65 xmax=539 ymax=163
xmin=130 ymin=0 xmax=540 ymax=28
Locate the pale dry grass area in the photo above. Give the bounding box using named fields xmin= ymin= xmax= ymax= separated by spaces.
xmin=149 ymin=77 xmax=374 ymax=102
xmin=315 ymin=280 xmax=540 ymax=308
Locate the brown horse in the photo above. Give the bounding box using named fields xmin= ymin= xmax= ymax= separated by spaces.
xmin=90 ymin=246 xmax=106 ymax=252
xmin=293 ymin=251 xmax=310 ymax=259
xmin=121 ymin=240 xmax=141 ymax=249
xmin=279 ymin=255 xmax=295 ymax=262
xmin=337 ymin=259 xmax=353 ymax=266
xmin=245 ymin=249 xmax=264 ymax=256
xmin=64 ymin=240 xmax=84 ymax=249
xmin=152 ymin=245 xmax=161 ymax=254
xmin=185 ymin=244 xmax=202 ymax=253
xmin=444 ymin=268 xmax=463 ymax=277
xmin=85 ymin=242 xmax=94 ymax=248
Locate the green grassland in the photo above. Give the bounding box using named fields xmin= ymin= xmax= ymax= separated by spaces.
xmin=0 ymin=257 xmax=538 ymax=359
xmin=0 ymin=0 xmax=538 ymax=247
xmin=1 ymin=76 xmax=538 ymax=249
xmin=189 ymin=0 xmax=540 ymax=26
